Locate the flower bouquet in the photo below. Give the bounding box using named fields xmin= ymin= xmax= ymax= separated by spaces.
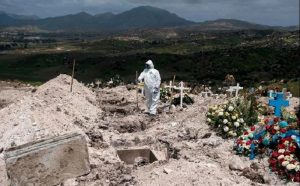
xmin=207 ymin=100 xmax=249 ymax=138
xmin=269 ymin=136 xmax=300 ymax=182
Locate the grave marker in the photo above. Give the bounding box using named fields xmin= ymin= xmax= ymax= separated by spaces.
xmin=174 ymin=81 xmax=190 ymax=108
xmin=231 ymin=83 xmax=243 ymax=98
xmin=268 ymin=90 xmax=276 ymax=99
xmin=269 ymin=92 xmax=289 ymax=117
xmin=5 ymin=133 xmax=90 ymax=186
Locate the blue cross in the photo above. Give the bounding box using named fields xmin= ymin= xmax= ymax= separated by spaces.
xmin=269 ymin=92 xmax=289 ymax=117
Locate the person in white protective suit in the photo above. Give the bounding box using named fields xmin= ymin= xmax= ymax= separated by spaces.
xmin=138 ymin=60 xmax=161 ymax=115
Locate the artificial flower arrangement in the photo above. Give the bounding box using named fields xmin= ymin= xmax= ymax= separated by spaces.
xmin=269 ymin=136 xmax=300 ymax=182
xmin=234 ymin=114 xmax=300 ymax=183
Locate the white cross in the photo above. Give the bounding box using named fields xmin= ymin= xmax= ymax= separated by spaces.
xmin=226 ymin=87 xmax=235 ymax=97
xmin=174 ymin=81 xmax=190 ymax=108
xmin=165 ymin=81 xmax=175 ymax=92
xmin=95 ymin=80 xmax=101 ymax=89
xmin=268 ymin=90 xmax=275 ymax=98
xmin=229 ymin=83 xmax=243 ymax=98
xmin=286 ymin=92 xmax=292 ymax=100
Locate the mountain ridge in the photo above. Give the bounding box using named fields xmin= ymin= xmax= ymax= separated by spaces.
xmin=0 ymin=6 xmax=298 ymax=32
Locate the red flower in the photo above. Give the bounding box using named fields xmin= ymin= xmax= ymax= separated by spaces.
xmin=280 ymin=128 xmax=287 ymax=133
xmin=246 ymin=140 xmax=252 ymax=146
xmin=274 ymin=117 xmax=279 ymax=123
xmin=272 ymin=151 xmax=280 ymax=158
xmin=269 ymin=159 xmax=277 ymax=165
xmin=278 ymin=144 xmax=286 ymax=149
xmin=264 ymin=118 xmax=269 ymax=124
xmin=284 ymin=151 xmax=291 ymax=156
xmin=266 ymin=125 xmax=271 ymax=130
xmin=244 ymin=131 xmax=249 ymax=135
xmin=289 ymin=146 xmax=296 ymax=153
xmin=270 ymin=129 xmax=277 ymax=135
xmin=251 ymin=126 xmax=256 ymax=131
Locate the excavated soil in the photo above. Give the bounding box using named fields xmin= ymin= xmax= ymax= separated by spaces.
xmin=0 ymin=74 xmax=299 ymax=186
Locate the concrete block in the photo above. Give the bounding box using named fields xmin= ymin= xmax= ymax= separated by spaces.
xmin=4 ymin=133 xmax=90 ymax=186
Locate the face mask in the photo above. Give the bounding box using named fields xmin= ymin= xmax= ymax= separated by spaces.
xmin=145 ymin=64 xmax=150 ymax=69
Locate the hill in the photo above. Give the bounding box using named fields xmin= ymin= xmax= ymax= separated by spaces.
xmin=0 ymin=6 xmax=193 ymax=32
xmin=0 ymin=6 xmax=298 ymax=32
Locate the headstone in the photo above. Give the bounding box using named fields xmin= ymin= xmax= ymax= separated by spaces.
xmin=174 ymin=81 xmax=190 ymax=108
xmin=269 ymin=93 xmax=289 ymax=117
xmin=4 ymin=133 xmax=90 ymax=186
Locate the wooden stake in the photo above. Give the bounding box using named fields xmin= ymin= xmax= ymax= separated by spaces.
xmin=169 ymin=75 xmax=176 ymax=108
xmin=70 ymin=59 xmax=76 ymax=92
xmin=136 ymin=71 xmax=139 ymax=109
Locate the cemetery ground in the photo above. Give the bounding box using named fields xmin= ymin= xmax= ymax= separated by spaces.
xmin=0 ymin=74 xmax=299 ymax=185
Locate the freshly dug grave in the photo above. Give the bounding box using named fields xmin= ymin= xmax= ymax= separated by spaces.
xmin=0 ymin=75 xmax=299 ymax=186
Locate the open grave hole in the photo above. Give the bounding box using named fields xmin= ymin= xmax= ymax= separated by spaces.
xmin=117 ymin=148 xmax=158 ymax=166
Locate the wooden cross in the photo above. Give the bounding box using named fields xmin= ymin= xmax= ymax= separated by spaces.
xmin=226 ymin=87 xmax=234 ymax=97
xmin=95 ymin=80 xmax=101 ymax=90
xmin=165 ymin=81 xmax=176 ymax=92
xmin=174 ymin=81 xmax=190 ymax=108
xmin=269 ymin=93 xmax=289 ymax=117
xmin=230 ymin=83 xmax=243 ymax=97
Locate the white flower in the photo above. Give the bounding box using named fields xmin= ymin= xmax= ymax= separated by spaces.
xmin=234 ymin=122 xmax=240 ymax=127
xmin=228 ymin=106 xmax=234 ymax=112
xmin=223 ymin=126 xmax=229 ymax=132
xmin=274 ymin=126 xmax=280 ymax=131
xmin=282 ymin=161 xmax=289 ymax=167
xmin=223 ymin=119 xmax=228 ymax=124
xmin=286 ymin=164 xmax=296 ymax=170
xmin=278 ymin=149 xmax=285 ymax=154
xmin=278 ymin=155 xmax=285 ymax=160
xmin=291 ymin=135 xmax=296 ymax=140
xmin=207 ymin=118 xmax=211 ymax=123
xmin=295 ymin=165 xmax=300 ymax=171
xmin=284 ymin=155 xmax=291 ymax=161
xmin=232 ymin=132 xmax=237 ymax=137
xmin=225 ymin=112 xmax=230 ymax=116
xmin=207 ymin=112 xmax=211 ymax=116
xmin=239 ymin=118 xmax=244 ymax=123
xmin=232 ymin=116 xmax=237 ymax=120
xmin=218 ymin=112 xmax=224 ymax=116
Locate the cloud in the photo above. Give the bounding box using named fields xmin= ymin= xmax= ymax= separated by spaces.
xmin=0 ymin=0 xmax=298 ymax=26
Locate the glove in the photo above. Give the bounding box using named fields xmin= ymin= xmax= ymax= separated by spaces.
xmin=153 ymin=87 xmax=160 ymax=94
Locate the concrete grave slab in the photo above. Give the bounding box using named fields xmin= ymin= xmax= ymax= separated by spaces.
xmin=4 ymin=133 xmax=90 ymax=186
xmin=117 ymin=147 xmax=167 ymax=165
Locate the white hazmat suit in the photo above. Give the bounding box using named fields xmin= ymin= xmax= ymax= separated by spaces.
xmin=138 ymin=60 xmax=161 ymax=115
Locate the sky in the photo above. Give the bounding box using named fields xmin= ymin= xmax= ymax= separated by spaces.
xmin=0 ymin=0 xmax=299 ymax=26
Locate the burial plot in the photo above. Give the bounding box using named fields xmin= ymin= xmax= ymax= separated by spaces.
xmin=174 ymin=81 xmax=191 ymax=108
xmin=4 ymin=133 xmax=90 ymax=186
xmin=117 ymin=148 xmax=158 ymax=165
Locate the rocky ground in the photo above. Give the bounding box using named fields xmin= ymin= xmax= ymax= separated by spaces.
xmin=0 ymin=74 xmax=299 ymax=186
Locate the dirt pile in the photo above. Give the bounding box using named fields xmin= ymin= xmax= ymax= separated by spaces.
xmin=0 ymin=74 xmax=100 ymax=149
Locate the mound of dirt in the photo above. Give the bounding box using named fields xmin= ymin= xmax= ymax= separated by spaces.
xmin=0 ymin=74 xmax=101 ymax=149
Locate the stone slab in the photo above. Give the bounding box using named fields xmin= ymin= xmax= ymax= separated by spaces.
xmin=4 ymin=133 xmax=90 ymax=186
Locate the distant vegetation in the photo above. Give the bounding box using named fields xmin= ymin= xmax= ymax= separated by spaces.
xmin=0 ymin=29 xmax=299 ymax=95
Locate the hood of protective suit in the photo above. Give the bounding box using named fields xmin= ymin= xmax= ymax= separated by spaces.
xmin=146 ymin=60 xmax=154 ymax=69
